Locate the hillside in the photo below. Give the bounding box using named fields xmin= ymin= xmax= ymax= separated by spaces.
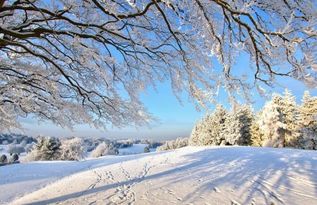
xmin=1 ymin=146 xmax=317 ymax=205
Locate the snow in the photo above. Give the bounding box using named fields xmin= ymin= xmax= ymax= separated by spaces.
xmin=0 ymin=145 xmax=6 ymax=155
xmin=1 ymin=146 xmax=317 ymax=205
xmin=118 ymin=144 xmax=149 ymax=155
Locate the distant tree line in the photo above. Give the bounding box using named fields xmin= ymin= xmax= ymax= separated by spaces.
xmin=0 ymin=133 xmax=36 ymax=145
xmin=190 ymin=90 xmax=317 ymax=150
xmin=157 ymin=138 xmax=189 ymax=151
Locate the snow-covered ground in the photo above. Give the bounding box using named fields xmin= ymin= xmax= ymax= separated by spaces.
xmin=1 ymin=146 xmax=317 ymax=205
xmin=0 ymin=145 xmax=8 ymax=155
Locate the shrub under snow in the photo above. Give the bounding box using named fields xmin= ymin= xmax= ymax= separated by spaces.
xmin=9 ymin=153 xmax=19 ymax=163
xmin=91 ymin=142 xmax=118 ymax=158
xmin=157 ymin=138 xmax=188 ymax=151
xmin=0 ymin=154 xmax=7 ymax=164
xmin=144 ymin=146 xmax=150 ymax=153
xmin=60 ymin=137 xmax=85 ymax=161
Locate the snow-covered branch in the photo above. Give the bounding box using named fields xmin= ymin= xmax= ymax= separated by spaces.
xmin=0 ymin=0 xmax=316 ymax=130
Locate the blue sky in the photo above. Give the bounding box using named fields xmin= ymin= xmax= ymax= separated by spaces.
xmin=19 ymin=52 xmax=317 ymax=140
xmin=21 ymin=82 xmax=203 ymax=140
xmin=21 ymin=77 xmax=316 ymax=141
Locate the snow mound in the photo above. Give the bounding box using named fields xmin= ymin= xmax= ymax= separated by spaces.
xmin=1 ymin=146 xmax=317 ymax=205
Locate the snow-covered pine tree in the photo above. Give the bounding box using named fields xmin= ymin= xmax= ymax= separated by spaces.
xmin=298 ymin=91 xmax=317 ymax=128
xmin=210 ymin=105 xmax=228 ymax=145
xmin=26 ymin=136 xmax=61 ymax=161
xmin=197 ymin=114 xmax=216 ymax=145
xmin=280 ymin=89 xmax=300 ymax=147
xmin=258 ymin=94 xmax=287 ymax=148
xmin=297 ymin=91 xmax=317 ymax=149
xmin=189 ymin=120 xmax=203 ymax=145
xmin=250 ymin=111 xmax=264 ymax=147
xmin=189 ymin=105 xmax=227 ymax=146
xmin=222 ymin=105 xmax=253 ymax=145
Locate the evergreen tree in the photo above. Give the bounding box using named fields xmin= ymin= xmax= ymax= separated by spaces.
xmin=259 ymin=95 xmax=286 ymax=148
xmin=189 ymin=119 xmax=204 ymax=146
xmin=222 ymin=105 xmax=253 ymax=145
xmin=297 ymin=91 xmax=317 ymax=149
xmin=189 ymin=105 xmax=227 ymax=146
xmin=26 ymin=136 xmax=61 ymax=161
xmin=211 ymin=105 xmax=228 ymax=145
xmin=250 ymin=111 xmax=264 ymax=147
xmin=298 ymin=91 xmax=317 ymax=128
xmin=280 ymin=89 xmax=300 ymax=147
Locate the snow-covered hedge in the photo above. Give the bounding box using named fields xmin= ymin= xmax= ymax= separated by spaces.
xmin=0 ymin=153 xmax=19 ymax=166
xmin=157 ymin=138 xmax=188 ymax=151
xmin=90 ymin=142 xmax=119 ymax=158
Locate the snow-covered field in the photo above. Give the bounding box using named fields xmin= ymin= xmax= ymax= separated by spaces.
xmin=118 ymin=144 xmax=151 ymax=155
xmin=1 ymin=146 xmax=317 ymax=205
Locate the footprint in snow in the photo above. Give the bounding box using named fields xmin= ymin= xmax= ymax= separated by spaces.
xmin=231 ymin=200 xmax=241 ymax=205
xmin=213 ymin=187 xmax=221 ymax=193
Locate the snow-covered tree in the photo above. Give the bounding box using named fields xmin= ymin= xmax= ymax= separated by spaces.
xmin=189 ymin=118 xmax=204 ymax=146
xmin=258 ymin=95 xmax=287 ymax=148
xmin=297 ymin=91 xmax=317 ymax=149
xmin=0 ymin=154 xmax=7 ymax=164
xmin=222 ymin=105 xmax=253 ymax=145
xmin=298 ymin=91 xmax=317 ymax=128
xmin=91 ymin=142 xmax=118 ymax=158
xmin=1 ymin=0 xmax=317 ymax=131
xmin=298 ymin=128 xmax=317 ymax=150
xmin=26 ymin=136 xmax=61 ymax=161
xmin=60 ymin=137 xmax=85 ymax=161
xmin=279 ymin=90 xmax=300 ymax=147
xmin=144 ymin=146 xmax=150 ymax=153
xmin=189 ymin=105 xmax=227 ymax=146
xmin=250 ymin=112 xmax=264 ymax=147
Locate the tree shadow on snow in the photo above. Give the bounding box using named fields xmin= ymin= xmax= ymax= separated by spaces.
xmin=23 ymin=147 xmax=317 ymax=205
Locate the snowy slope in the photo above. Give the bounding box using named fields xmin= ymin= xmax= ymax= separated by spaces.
xmin=1 ymin=146 xmax=317 ymax=205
